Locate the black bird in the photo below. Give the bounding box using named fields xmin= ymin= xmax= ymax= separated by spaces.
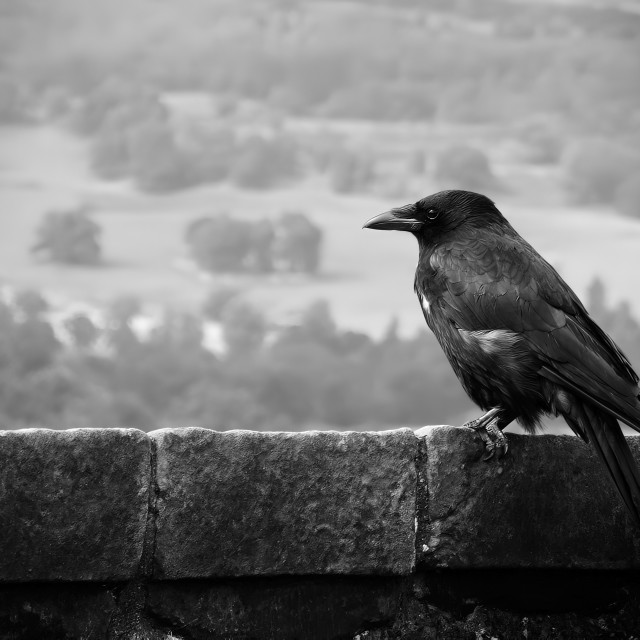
xmin=364 ymin=190 xmax=640 ymax=524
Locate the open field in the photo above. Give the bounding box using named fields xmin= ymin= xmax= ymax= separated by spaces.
xmin=1 ymin=124 xmax=640 ymax=340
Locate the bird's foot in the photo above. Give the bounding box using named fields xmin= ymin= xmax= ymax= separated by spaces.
xmin=483 ymin=419 xmax=509 ymax=461
xmin=463 ymin=417 xmax=509 ymax=461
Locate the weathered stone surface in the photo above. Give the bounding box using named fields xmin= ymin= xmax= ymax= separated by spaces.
xmin=0 ymin=428 xmax=150 ymax=581
xmin=359 ymin=572 xmax=640 ymax=640
xmin=417 ymin=426 xmax=640 ymax=568
xmin=148 ymin=577 xmax=404 ymax=640
xmin=151 ymin=428 xmax=417 ymax=578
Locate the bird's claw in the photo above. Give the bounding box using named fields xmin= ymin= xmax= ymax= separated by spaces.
xmin=464 ymin=418 xmax=509 ymax=461
xmin=486 ymin=421 xmax=508 ymax=459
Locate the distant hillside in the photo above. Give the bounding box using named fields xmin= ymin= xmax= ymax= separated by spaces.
xmin=2 ymin=0 xmax=639 ymax=138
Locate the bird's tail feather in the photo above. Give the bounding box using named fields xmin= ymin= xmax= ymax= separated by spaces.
xmin=565 ymin=403 xmax=640 ymax=526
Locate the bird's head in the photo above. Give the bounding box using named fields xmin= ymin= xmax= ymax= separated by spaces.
xmin=363 ymin=190 xmax=506 ymax=245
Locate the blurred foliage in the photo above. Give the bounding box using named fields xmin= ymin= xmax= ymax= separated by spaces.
xmin=614 ymin=172 xmax=640 ymax=219
xmin=0 ymin=278 xmax=638 ymax=431
xmin=231 ymin=135 xmax=299 ymax=189
xmin=78 ymin=78 xmax=300 ymax=191
xmin=434 ymin=145 xmax=496 ymax=191
xmin=64 ymin=313 xmax=100 ymax=350
xmin=272 ymin=211 xmax=323 ymax=273
xmin=13 ymin=289 xmax=49 ymax=320
xmin=203 ymin=287 xmax=242 ymax=321
xmin=0 ymin=75 xmax=31 ymax=123
xmin=2 ymin=0 xmax=638 ymax=135
xmin=221 ymin=300 xmax=268 ymax=356
xmin=562 ymin=139 xmax=640 ymax=205
xmin=31 ymin=205 xmax=102 ymax=265
xmin=329 ymin=149 xmax=374 ymax=194
xmin=186 ymin=214 xmax=255 ymax=273
xmin=0 ymin=290 xmax=471 ymax=430
xmin=2 ymin=0 xmax=638 ymax=198
xmin=515 ymin=117 xmax=564 ymax=165
xmin=185 ymin=211 xmax=323 ymax=274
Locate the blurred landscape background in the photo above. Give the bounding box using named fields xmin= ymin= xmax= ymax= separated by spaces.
xmin=0 ymin=0 xmax=639 ymax=432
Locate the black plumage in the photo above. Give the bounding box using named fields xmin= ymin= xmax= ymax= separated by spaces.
xmin=364 ymin=190 xmax=640 ymax=524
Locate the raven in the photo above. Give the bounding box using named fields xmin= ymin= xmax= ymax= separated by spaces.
xmin=364 ymin=189 xmax=640 ymax=524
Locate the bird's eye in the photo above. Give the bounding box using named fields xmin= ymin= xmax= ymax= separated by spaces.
xmin=426 ymin=209 xmax=438 ymax=220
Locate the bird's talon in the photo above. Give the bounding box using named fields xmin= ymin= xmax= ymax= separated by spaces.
xmin=486 ymin=420 xmax=509 ymax=460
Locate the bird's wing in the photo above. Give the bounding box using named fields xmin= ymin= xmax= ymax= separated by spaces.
xmin=427 ymin=231 xmax=640 ymax=430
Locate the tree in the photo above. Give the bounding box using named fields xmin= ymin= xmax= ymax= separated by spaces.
xmin=178 ymin=123 xmax=236 ymax=184
xmin=12 ymin=319 xmax=60 ymax=374
xmin=13 ymin=289 xmax=49 ymax=320
xmin=90 ymin=119 xmax=131 ymax=179
xmin=434 ymin=146 xmax=497 ymax=192
xmin=31 ymin=206 xmax=102 ymax=265
xmin=128 ymin=119 xmax=193 ymax=192
xmin=221 ymin=301 xmax=267 ymax=356
xmin=185 ymin=215 xmax=253 ymax=273
xmin=231 ymin=135 xmax=298 ymax=189
xmin=65 ymin=313 xmax=100 ymax=350
xmin=246 ymin=219 xmax=275 ymax=273
xmin=150 ymin=311 xmax=204 ymax=352
xmin=298 ymin=300 xmax=338 ymax=348
xmin=329 ymin=149 xmax=374 ymax=194
xmin=70 ymin=77 xmax=133 ymax=135
xmin=106 ymin=296 xmax=141 ymax=355
xmin=273 ymin=212 xmax=323 ymax=274
xmin=70 ymin=77 xmax=165 ymax=136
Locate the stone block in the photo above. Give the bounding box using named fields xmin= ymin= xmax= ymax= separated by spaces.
xmin=148 ymin=577 xmax=403 ymax=640
xmin=151 ymin=428 xmax=417 ymax=578
xmin=417 ymin=426 xmax=640 ymax=568
xmin=0 ymin=428 xmax=150 ymax=581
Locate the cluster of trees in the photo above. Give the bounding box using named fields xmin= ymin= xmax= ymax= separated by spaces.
xmin=185 ymin=211 xmax=323 ymax=275
xmin=63 ymin=79 xmax=301 ymax=192
xmin=0 ymin=291 xmax=469 ymax=430
xmin=4 ymin=1 xmax=639 ymax=136
xmin=31 ymin=205 xmax=101 ymax=265
xmin=15 ymin=0 xmax=638 ymax=131
xmin=62 ymin=77 xmax=380 ymax=195
xmin=75 ymin=83 xmax=640 ymax=212
xmin=2 ymin=278 xmax=640 ymax=433
xmin=29 ymin=205 xmax=324 ymax=275
xmin=6 ymin=1 xmax=638 ymax=203
xmin=76 ymin=77 xmax=381 ymax=194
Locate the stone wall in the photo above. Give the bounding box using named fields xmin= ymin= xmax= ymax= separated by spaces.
xmin=1 ymin=426 xmax=640 ymax=639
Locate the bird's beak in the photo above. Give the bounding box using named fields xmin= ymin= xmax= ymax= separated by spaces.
xmin=362 ymin=204 xmax=422 ymax=232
